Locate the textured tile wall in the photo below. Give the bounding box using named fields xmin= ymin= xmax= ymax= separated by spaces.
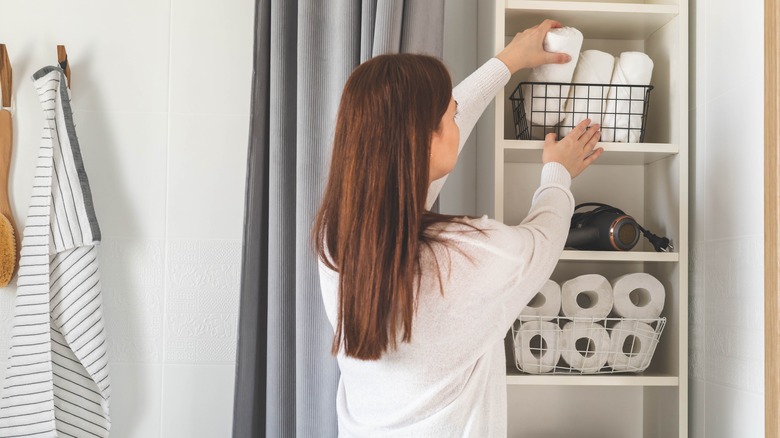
xmin=102 ymin=239 xmax=166 ymax=364
xmin=0 ymin=0 xmax=253 ymax=437
xmin=164 ymin=240 xmax=242 ymax=364
xmin=689 ymin=0 xmax=765 ymax=436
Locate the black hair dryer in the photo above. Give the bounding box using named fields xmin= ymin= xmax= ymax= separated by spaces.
xmin=565 ymin=203 xmax=673 ymax=252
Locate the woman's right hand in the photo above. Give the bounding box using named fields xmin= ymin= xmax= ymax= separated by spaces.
xmin=496 ymin=19 xmax=572 ymax=74
xmin=542 ymin=119 xmax=603 ymax=178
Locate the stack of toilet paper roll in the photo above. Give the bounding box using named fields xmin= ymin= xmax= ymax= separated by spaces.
xmin=513 ymin=273 xmax=666 ymax=374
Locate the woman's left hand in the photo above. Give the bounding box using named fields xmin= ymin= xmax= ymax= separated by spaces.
xmin=496 ymin=19 xmax=572 ymax=75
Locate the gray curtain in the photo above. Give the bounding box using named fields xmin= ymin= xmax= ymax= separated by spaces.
xmin=233 ymin=1 xmax=445 ymax=437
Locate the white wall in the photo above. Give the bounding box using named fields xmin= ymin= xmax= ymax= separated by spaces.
xmin=0 ymin=1 xmax=253 ymax=437
xmin=688 ymin=0 xmax=765 ymax=436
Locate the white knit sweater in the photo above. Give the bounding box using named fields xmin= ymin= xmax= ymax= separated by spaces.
xmin=318 ymin=58 xmax=575 ymax=437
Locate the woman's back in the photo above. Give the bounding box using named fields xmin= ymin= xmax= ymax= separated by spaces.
xmin=320 ymin=189 xmax=573 ymax=436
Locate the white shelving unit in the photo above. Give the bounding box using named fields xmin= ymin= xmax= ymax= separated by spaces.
xmin=476 ymin=1 xmax=688 ymax=436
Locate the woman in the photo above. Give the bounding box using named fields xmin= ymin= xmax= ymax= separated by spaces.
xmin=313 ymin=19 xmax=603 ymax=437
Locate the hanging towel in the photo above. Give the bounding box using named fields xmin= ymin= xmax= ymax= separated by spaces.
xmin=0 ymin=66 xmax=110 ymax=437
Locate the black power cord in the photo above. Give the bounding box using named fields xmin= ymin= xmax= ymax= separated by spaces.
xmin=636 ymin=224 xmax=674 ymax=252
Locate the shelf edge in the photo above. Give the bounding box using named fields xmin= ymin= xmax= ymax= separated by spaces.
xmin=505 ymin=0 xmax=679 ymax=15
xmin=559 ymin=250 xmax=679 ymax=262
xmin=501 ymin=139 xmax=679 ymax=155
xmin=506 ymin=374 xmax=680 ymax=387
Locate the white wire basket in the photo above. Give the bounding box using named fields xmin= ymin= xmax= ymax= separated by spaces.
xmin=510 ymin=316 xmax=666 ymax=374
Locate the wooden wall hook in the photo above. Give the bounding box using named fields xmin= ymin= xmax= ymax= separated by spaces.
xmin=0 ymin=45 xmax=11 ymax=108
xmin=57 ymin=45 xmax=71 ymax=89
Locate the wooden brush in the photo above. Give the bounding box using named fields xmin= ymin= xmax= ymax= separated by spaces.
xmin=0 ymin=44 xmax=18 ymax=286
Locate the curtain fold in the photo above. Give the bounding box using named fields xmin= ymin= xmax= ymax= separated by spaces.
xmin=266 ymin=0 xmax=299 ymax=435
xmin=232 ymin=0 xmax=271 ymax=436
xmin=234 ymin=1 xmax=445 ymax=436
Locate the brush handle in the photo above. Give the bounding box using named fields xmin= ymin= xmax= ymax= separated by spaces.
xmin=0 ymin=109 xmax=15 ymax=225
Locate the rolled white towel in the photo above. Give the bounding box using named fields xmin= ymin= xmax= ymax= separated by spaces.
xmin=559 ymin=50 xmax=615 ymax=137
xmin=601 ymin=52 xmax=654 ymax=143
xmin=523 ymin=27 xmax=583 ymax=135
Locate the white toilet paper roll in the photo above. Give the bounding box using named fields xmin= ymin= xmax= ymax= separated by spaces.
xmin=561 ymin=274 xmax=614 ymax=319
xmin=519 ymin=280 xmax=561 ymax=321
xmin=607 ymin=320 xmax=658 ymax=372
xmin=560 ymin=321 xmax=610 ymax=373
xmin=601 ymin=51 xmax=654 ymax=143
xmin=523 ymin=27 xmax=583 ymax=133
xmin=559 ymin=50 xmax=615 ymax=137
xmin=514 ymin=320 xmax=562 ymax=374
xmin=611 ymin=273 xmax=665 ymax=321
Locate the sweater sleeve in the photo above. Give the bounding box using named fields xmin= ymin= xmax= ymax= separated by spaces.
xmin=425 ymin=58 xmax=511 ymax=209
xmin=425 ymin=161 xmax=575 ymax=358
xmin=495 ymin=161 xmax=575 ymax=328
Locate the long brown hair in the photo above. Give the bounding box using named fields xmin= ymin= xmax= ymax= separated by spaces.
xmin=312 ymin=53 xmax=463 ymax=360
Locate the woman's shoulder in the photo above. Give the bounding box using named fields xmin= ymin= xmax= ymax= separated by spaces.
xmin=432 ymin=215 xmax=509 ymax=234
xmin=430 ymin=216 xmax=525 ymax=255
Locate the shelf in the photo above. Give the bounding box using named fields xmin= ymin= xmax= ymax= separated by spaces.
xmin=502 ymin=140 xmax=678 ymax=165
xmin=481 ymin=0 xmax=688 ymax=433
xmin=559 ymin=250 xmax=678 ymax=262
xmin=506 ymin=369 xmax=679 ymax=387
xmin=505 ymin=1 xmax=679 ymax=40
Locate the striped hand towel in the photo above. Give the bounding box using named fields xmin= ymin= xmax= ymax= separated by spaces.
xmin=0 ymin=66 xmax=110 ymax=437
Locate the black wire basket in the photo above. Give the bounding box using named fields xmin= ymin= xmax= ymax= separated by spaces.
xmin=509 ymin=81 xmax=653 ymax=142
